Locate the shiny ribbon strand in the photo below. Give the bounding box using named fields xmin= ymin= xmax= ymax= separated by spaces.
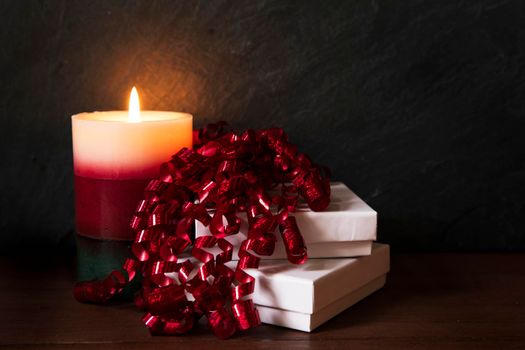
xmin=74 ymin=122 xmax=330 ymax=339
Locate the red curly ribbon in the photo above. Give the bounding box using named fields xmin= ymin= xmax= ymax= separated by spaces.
xmin=74 ymin=122 xmax=330 ymax=339
xmin=279 ymin=216 xmax=308 ymax=264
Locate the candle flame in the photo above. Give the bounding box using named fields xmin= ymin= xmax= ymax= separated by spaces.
xmin=128 ymin=86 xmax=141 ymax=122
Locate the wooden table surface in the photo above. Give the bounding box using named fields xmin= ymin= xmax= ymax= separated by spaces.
xmin=2 ymin=253 xmax=525 ymax=349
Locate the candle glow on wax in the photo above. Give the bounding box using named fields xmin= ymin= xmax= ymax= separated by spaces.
xmin=71 ymin=87 xmax=193 ymax=240
xmin=128 ymin=86 xmax=141 ymax=123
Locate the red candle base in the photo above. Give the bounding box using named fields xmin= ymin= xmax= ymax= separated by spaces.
xmin=74 ymin=175 xmax=150 ymax=241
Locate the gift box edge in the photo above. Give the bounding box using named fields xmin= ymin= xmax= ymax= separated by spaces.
xmin=257 ymin=274 xmax=387 ymax=332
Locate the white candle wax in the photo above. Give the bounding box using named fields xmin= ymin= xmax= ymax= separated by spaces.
xmin=72 ymin=111 xmax=193 ymax=179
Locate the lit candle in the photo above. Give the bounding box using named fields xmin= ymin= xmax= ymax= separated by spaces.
xmin=71 ymin=87 xmax=192 ymax=240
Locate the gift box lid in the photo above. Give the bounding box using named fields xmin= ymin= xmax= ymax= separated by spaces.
xmin=225 ymin=240 xmax=373 ymax=260
xmin=191 ymin=235 xmax=373 ymax=260
xmin=257 ymin=274 xmax=387 ymax=332
xmin=234 ymin=243 xmax=389 ymax=314
xmin=196 ymin=182 xmax=377 ymax=244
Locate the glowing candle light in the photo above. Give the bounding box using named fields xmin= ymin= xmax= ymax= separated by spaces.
xmin=128 ymin=86 xmax=140 ymax=123
xmin=71 ymin=87 xmax=192 ymax=240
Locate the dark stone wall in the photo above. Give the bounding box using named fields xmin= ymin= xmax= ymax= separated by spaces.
xmin=1 ymin=0 xmax=524 ymax=253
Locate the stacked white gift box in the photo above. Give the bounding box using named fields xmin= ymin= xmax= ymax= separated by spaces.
xmin=195 ymin=182 xmax=390 ymax=332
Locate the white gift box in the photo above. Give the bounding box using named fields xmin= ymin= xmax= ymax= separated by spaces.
xmin=167 ymin=244 xmax=389 ymax=332
xmin=257 ymin=275 xmax=386 ymax=332
xmin=195 ymin=182 xmax=377 ymax=259
xmin=240 ymin=243 xmax=390 ymax=332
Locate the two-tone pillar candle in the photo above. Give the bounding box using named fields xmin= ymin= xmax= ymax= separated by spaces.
xmin=71 ymin=87 xmax=192 ymax=240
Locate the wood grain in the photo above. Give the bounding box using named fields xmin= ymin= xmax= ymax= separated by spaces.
xmin=1 ymin=253 xmax=525 ymax=349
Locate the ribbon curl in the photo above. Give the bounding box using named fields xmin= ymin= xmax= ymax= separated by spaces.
xmin=74 ymin=122 xmax=330 ymax=338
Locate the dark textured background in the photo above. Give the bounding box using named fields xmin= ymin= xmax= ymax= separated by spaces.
xmin=1 ymin=0 xmax=524 ymax=253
